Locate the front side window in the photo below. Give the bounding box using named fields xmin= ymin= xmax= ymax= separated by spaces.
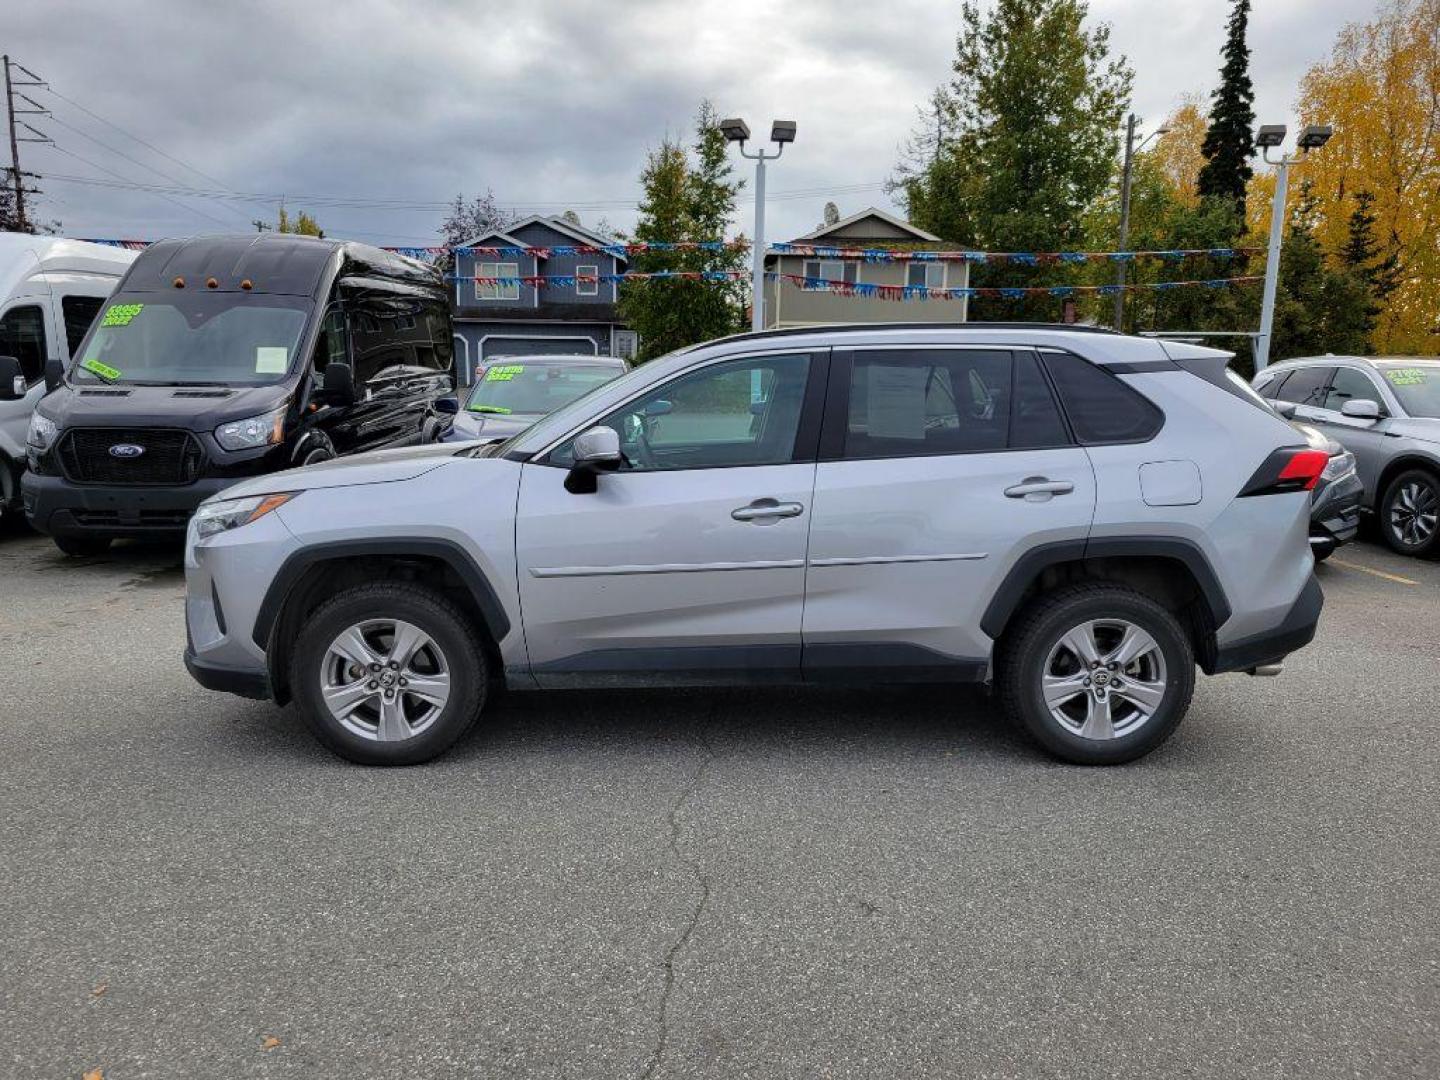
xmin=1378 ymin=361 xmax=1440 ymax=418
xmin=575 ymin=264 xmax=599 ymax=297
xmin=1271 ymin=365 xmax=1334 ymax=408
xmin=906 ymin=262 xmax=945 ymax=289
xmin=551 ymin=353 xmax=811 ymax=471
xmin=61 ymin=295 xmax=105 ymax=359
xmin=467 ymin=362 xmax=622 ymax=417
xmin=802 ymin=260 xmax=858 ymax=290
xmin=843 ymin=349 xmax=1013 ymax=458
xmin=312 ymin=305 xmax=349 ymax=374
xmin=71 ymin=294 xmax=308 ymax=386
xmin=1041 ymin=351 xmax=1164 ymax=444
xmin=1323 ymin=367 xmax=1384 ymax=412
xmin=475 ymin=261 xmax=520 ymax=302
xmin=0 ymin=304 xmax=47 ymax=385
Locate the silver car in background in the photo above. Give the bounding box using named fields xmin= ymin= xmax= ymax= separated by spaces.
xmin=444 ymin=354 xmax=628 ymax=443
xmin=1254 ymin=356 xmax=1440 ymax=557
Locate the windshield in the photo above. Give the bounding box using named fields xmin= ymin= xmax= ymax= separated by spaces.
xmin=1378 ymin=361 xmax=1440 ymax=418
xmin=466 ymin=361 xmax=622 ymax=416
xmin=72 ymin=293 xmax=310 ymax=386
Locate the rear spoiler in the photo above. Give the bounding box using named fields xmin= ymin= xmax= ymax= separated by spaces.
xmin=1157 ymin=340 xmax=1234 ymax=384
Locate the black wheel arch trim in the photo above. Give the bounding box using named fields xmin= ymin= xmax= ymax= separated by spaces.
xmin=979 ymin=536 xmax=1232 ymax=641
xmin=251 ymin=537 xmax=512 ymax=653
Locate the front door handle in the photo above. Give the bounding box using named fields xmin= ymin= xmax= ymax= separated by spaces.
xmin=732 ymin=499 xmax=804 ymax=522
xmin=1004 ymin=477 xmax=1075 ymax=499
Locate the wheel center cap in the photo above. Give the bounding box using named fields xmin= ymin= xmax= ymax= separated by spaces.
xmin=1092 ymin=670 xmax=1111 ymax=687
xmin=379 ymin=671 xmax=398 ymax=688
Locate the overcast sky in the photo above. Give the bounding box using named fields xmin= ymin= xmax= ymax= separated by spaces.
xmin=8 ymin=0 xmax=1366 ymax=248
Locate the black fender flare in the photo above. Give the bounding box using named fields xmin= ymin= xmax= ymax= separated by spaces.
xmin=978 ymin=536 xmax=1232 ymax=640
xmin=251 ymin=537 xmax=512 ymax=652
xmin=290 ymin=430 xmax=336 ymax=468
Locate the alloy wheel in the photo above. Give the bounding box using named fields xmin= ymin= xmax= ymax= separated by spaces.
xmin=1041 ymin=619 xmax=1168 ymax=741
xmin=1388 ymin=479 xmax=1438 ymax=548
xmin=319 ymin=618 xmax=451 ymax=742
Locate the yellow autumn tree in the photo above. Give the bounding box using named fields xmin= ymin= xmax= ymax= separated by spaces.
xmin=1292 ymin=0 xmax=1440 ymax=352
xmin=1146 ymin=97 xmax=1209 ymax=207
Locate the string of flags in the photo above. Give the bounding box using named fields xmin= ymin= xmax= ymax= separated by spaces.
xmin=466 ymin=271 xmax=1265 ymax=301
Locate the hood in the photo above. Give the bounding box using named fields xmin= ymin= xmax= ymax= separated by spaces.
xmin=449 ymin=410 xmax=540 ymax=440
xmin=212 ymin=441 xmax=466 ymax=501
xmin=38 ymin=382 xmax=292 ymax=432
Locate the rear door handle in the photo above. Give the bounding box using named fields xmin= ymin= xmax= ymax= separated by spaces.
xmin=1004 ymin=477 xmax=1075 ymax=499
xmin=732 ymin=499 xmax=804 ymax=522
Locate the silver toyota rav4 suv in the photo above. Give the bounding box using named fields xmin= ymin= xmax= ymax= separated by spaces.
xmin=183 ymin=324 xmax=1325 ymax=767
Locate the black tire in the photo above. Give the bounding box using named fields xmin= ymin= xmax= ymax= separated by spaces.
xmin=53 ymin=534 xmax=112 ymax=557
xmin=997 ymin=583 xmax=1195 ymax=766
xmin=289 ymin=583 xmax=488 ymax=765
xmin=1379 ymin=468 xmax=1440 ymax=558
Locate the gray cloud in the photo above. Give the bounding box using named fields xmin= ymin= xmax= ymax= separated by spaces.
xmin=7 ymin=0 xmax=1362 ymax=246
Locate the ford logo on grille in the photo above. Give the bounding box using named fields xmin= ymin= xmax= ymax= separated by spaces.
xmin=108 ymin=443 xmax=146 ymax=459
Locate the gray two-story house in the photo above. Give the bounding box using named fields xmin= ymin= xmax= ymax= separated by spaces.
xmin=762 ymin=207 xmax=969 ymax=328
xmin=451 ymin=215 xmax=638 ymax=386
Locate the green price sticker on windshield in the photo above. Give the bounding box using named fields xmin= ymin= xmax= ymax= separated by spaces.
xmin=100 ymin=303 xmax=144 ymax=327
xmin=80 ymin=357 xmax=122 ymax=381
xmin=485 ymin=364 xmax=525 ymax=382
xmin=1385 ymin=367 xmax=1427 ymax=387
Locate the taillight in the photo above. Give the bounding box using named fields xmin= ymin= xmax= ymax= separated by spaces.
xmin=1240 ymin=447 xmax=1330 ymax=497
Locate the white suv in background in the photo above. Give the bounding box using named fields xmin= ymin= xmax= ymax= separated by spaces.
xmin=182 ymin=324 xmax=1325 ymax=767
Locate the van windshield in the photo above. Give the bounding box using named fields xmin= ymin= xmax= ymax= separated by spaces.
xmin=72 ymin=293 xmax=310 ymax=386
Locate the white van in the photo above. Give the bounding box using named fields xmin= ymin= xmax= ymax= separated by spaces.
xmin=0 ymin=235 xmax=137 ymax=520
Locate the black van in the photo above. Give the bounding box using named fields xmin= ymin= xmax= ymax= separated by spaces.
xmin=21 ymin=234 xmax=457 ymax=555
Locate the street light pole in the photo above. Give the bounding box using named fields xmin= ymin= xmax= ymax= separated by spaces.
xmin=1113 ymin=113 xmax=1137 ymax=331
xmin=721 ymin=118 xmax=795 ymax=333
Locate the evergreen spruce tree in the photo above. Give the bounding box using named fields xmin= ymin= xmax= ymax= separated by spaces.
xmin=1197 ymin=0 xmax=1256 ymax=218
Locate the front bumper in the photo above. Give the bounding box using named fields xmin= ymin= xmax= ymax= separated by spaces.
xmin=22 ymin=471 xmax=242 ymax=538
xmin=1310 ymin=470 xmax=1364 ymax=548
xmin=184 ymin=647 xmax=271 ymax=700
xmin=1211 ymin=574 xmax=1323 ymax=674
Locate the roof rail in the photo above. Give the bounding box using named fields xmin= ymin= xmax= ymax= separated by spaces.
xmin=709 ymin=321 xmax=1121 ymax=346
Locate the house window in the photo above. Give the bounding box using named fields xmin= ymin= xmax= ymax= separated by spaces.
xmin=576 ymin=264 xmax=599 ymax=297
xmin=906 ymin=262 xmax=946 ymax=289
xmin=802 ymin=260 xmax=859 ymax=290
xmin=475 ymin=261 xmax=520 ymax=302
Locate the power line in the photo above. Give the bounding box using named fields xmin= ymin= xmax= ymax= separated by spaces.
xmin=45 ymin=145 xmax=237 ymax=228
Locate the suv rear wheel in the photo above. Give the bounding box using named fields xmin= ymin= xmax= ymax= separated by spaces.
xmin=290 ymin=583 xmax=488 ymax=765
xmin=999 ymin=584 xmax=1195 ymax=765
xmin=1379 ymin=468 xmax=1440 ymax=558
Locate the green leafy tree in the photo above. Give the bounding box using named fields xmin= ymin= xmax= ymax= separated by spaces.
xmin=275 ymin=205 xmax=324 ymax=237
xmin=1197 ymin=0 xmax=1256 ymax=219
xmin=617 ymin=101 xmax=746 ymax=361
xmin=895 ymin=0 xmax=1132 ymax=320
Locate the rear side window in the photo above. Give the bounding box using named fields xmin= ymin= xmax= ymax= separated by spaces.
xmin=842 ymin=349 xmax=1012 ymax=459
xmin=1010 ymin=351 xmax=1069 ymax=449
xmin=0 ymin=304 xmax=47 ymax=385
xmin=1254 ymin=370 xmax=1288 ymax=399
xmin=1272 ymin=366 xmax=1333 ymax=408
xmin=61 ymin=295 xmax=105 ymax=359
xmin=1041 ymin=351 xmax=1163 ymax=444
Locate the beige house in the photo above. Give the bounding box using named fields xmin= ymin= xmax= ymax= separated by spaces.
xmin=762 ymin=207 xmax=969 ymax=328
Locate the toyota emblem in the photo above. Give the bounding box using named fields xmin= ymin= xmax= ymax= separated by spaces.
xmin=108 ymin=443 xmax=146 ymax=459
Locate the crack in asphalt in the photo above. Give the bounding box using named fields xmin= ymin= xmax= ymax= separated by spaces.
xmin=639 ymin=724 xmax=720 ymax=1080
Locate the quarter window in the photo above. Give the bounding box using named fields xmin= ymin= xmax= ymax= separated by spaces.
xmin=575 ymin=264 xmax=599 ymax=297
xmin=842 ymin=349 xmax=1013 ymax=459
xmin=475 ymin=261 xmax=520 ymax=302
xmin=61 ymin=295 xmax=105 ymax=359
xmin=1271 ymin=365 xmax=1334 ymax=408
xmin=1041 ymin=351 xmax=1163 ymax=444
xmin=0 ymin=304 xmax=48 ymax=385
xmin=1323 ymin=368 xmax=1383 ymax=412
xmin=551 ymin=353 xmax=812 ymax=472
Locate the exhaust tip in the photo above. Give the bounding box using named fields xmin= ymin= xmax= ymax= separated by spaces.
xmin=1247 ymin=662 xmax=1284 ymax=677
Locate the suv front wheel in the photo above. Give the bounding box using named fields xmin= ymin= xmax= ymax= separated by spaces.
xmin=290 ymin=583 xmax=488 ymax=765
xmin=999 ymin=584 xmax=1195 ymax=765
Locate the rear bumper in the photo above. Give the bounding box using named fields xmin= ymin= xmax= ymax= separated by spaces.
xmin=1310 ymin=471 xmax=1364 ymax=548
xmin=1211 ymin=574 xmax=1323 ymax=674
xmin=184 ymin=647 xmax=272 ymax=700
xmin=22 ymin=471 xmax=240 ymax=537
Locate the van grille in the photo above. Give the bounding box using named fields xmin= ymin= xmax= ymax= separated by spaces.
xmin=58 ymin=428 xmax=205 ymax=486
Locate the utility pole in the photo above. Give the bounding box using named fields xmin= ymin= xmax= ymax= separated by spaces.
xmin=3 ymin=55 xmax=49 ymax=233
xmin=1113 ymin=113 xmax=1137 ymax=331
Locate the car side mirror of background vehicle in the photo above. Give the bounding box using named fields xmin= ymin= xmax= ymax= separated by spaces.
xmin=320 ymin=362 xmax=356 ymax=408
xmin=1271 ymin=400 xmax=1298 ymax=419
xmin=43 ymin=355 xmax=63 ymax=392
xmin=1340 ymin=398 xmax=1383 ymax=421
xmin=434 ymin=395 xmax=459 ymax=415
xmin=0 ymin=356 xmax=25 ymax=401
xmin=564 ymin=425 xmax=622 ymax=495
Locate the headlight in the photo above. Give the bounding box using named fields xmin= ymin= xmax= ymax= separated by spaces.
xmin=215 ymin=406 xmax=286 ymax=451
xmin=1321 ymin=450 xmax=1356 ymax=482
xmin=193 ymin=492 xmax=297 ymax=538
xmin=26 ymin=412 xmax=59 ymax=451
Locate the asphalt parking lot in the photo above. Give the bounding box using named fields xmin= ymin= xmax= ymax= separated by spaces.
xmin=2 ymin=526 xmax=1437 ymax=1079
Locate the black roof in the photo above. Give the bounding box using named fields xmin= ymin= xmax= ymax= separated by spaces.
xmin=121 ymin=233 xmax=441 ymax=298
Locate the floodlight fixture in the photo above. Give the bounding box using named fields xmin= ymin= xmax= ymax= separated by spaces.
xmin=770 ymin=120 xmax=797 ymax=145
xmin=1298 ymin=124 xmax=1333 ymax=151
xmin=718 ymin=117 xmax=751 ymax=143
xmin=1256 ymin=124 xmax=1288 ymax=148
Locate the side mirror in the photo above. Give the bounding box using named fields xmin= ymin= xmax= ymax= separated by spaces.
xmin=434 ymin=395 xmax=460 ymax=415
xmin=320 ymin=362 xmax=356 ymax=408
xmin=44 ymin=355 xmax=63 ymax=392
xmin=1340 ymin=398 xmax=1382 ymax=421
xmin=564 ymin=425 xmax=622 ymax=494
xmin=0 ymin=356 xmax=25 ymax=401
xmin=1271 ymin=400 xmax=1298 ymax=419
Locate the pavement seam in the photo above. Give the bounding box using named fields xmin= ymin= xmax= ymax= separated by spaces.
xmin=639 ymin=724 xmax=719 ymax=1080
